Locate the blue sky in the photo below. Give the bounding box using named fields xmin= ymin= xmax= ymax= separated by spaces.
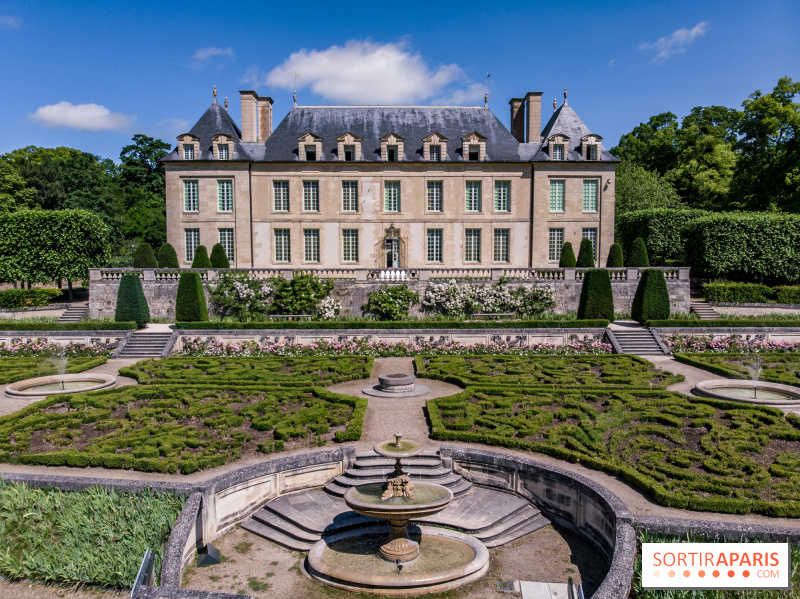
xmin=1 ymin=0 xmax=798 ymax=161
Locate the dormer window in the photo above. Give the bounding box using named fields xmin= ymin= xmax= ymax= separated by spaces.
xmin=298 ymin=132 xmax=323 ymax=162
xmin=305 ymin=145 xmax=317 ymax=161
xmin=468 ymin=145 xmax=480 ymax=161
xmin=344 ymin=145 xmax=355 ymax=161
xmin=218 ymin=144 xmax=229 ymax=160
xmin=380 ymin=133 xmax=404 ymax=162
xmin=178 ymin=133 xmax=200 ymax=160
xmin=387 ymin=145 xmax=398 ymax=162
xmin=336 ymin=132 xmax=362 ymax=162
xmin=183 ymin=145 xmax=194 ymax=160
xmin=423 ymin=133 xmax=448 ymax=162
xmin=552 ymin=144 xmax=564 ymax=160
xmin=461 ymin=132 xmax=487 ymax=161
xmin=430 ymin=145 xmax=441 ymax=161
xmin=581 ymin=134 xmax=603 ymax=160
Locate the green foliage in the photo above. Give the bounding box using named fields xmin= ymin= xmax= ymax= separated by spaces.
xmin=627 ymin=238 xmax=650 ymax=268
xmin=614 ymin=162 xmax=682 ymax=216
xmin=133 ymin=243 xmax=158 ymax=268
xmin=606 ymin=243 xmax=624 ymax=268
xmin=114 ymin=274 xmax=150 ymax=327
xmin=616 ymin=209 xmax=709 ymax=264
xmin=0 ymin=288 xmax=62 ymax=309
xmin=558 ymin=242 xmax=576 ymax=267
xmin=174 ymin=319 xmax=610 ymax=330
xmin=775 ymin=286 xmax=800 ymax=304
xmin=190 ymin=245 xmax=211 ymax=269
xmin=665 ymin=134 xmax=737 ymax=210
xmin=175 ymin=272 xmax=208 ymax=322
xmin=673 ymin=353 xmax=800 ymax=387
xmin=209 ymin=272 xmax=274 ymax=321
xmin=123 ymin=194 xmax=166 ymax=249
xmin=364 ymin=285 xmax=420 ymax=320
xmin=575 ymin=238 xmax=595 ymax=268
xmin=0 ymin=357 xmax=108 ymax=384
xmin=611 ymin=112 xmax=680 ymax=175
xmin=703 ymin=282 xmax=775 ymax=303
xmin=577 ymin=269 xmax=615 ymax=322
xmin=271 ymin=273 xmax=334 ymax=315
xmin=209 ymin=243 xmax=230 ymax=268
xmin=157 ymin=243 xmax=179 ymax=268
xmin=631 ymin=269 xmax=670 ymax=323
xmin=0 ymin=160 xmax=36 ymax=213
xmin=0 ymin=482 xmax=184 ymax=589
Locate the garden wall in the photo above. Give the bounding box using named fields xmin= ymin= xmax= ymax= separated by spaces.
xmin=88 ymin=266 xmax=691 ymax=320
xmin=0 ymin=329 xmax=129 ymax=349
xmin=652 ymin=327 xmax=800 ymax=345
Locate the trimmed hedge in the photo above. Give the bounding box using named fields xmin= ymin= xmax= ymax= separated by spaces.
xmin=0 ymin=322 xmax=136 ymax=331
xmin=616 ymin=209 xmax=710 ymax=264
xmin=606 ymin=243 xmax=624 ymax=268
xmin=0 ymin=356 xmax=108 ymax=384
xmin=628 ymin=238 xmax=650 ymax=268
xmin=648 ymin=319 xmax=800 ymax=328
xmin=209 ymin=243 xmax=230 ymax=268
xmin=703 ymin=282 xmax=774 ymax=303
xmin=0 ymin=288 xmax=63 ymax=310
xmin=577 ymin=269 xmax=615 ymax=322
xmin=190 ymin=245 xmax=212 ymax=269
xmin=775 ymin=286 xmax=800 ymax=304
xmin=174 ymin=319 xmax=611 ymax=330
xmin=673 ymin=352 xmax=800 ymax=386
xmin=576 ymin=238 xmax=595 ymax=268
xmin=114 ymin=274 xmax=149 ymax=328
xmin=133 ymin=243 xmax=158 ymax=268
xmin=631 ymin=269 xmax=670 ymax=324
xmin=157 ymin=243 xmax=179 ymax=268
xmin=175 ymin=272 xmax=208 ymax=322
xmin=559 ymin=242 xmax=576 ymax=268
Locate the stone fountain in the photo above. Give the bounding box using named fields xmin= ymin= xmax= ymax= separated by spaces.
xmin=306 ymin=434 xmax=489 ymax=595
xmin=362 ymin=373 xmax=430 ymax=398
xmin=5 ymin=373 xmax=116 ymax=398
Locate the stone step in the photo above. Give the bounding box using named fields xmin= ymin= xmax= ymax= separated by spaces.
xmin=343 ymin=466 xmax=452 ymax=480
xmin=324 ymin=473 xmax=471 ymax=498
xmin=473 ymin=504 xmax=543 ymax=541
xmin=240 ymin=519 xmax=313 ymax=552
xmin=483 ymin=513 xmax=552 ymax=548
xmin=351 ymin=456 xmax=443 ymax=469
xmin=251 ymin=508 xmax=321 ymax=543
xmin=354 ymin=450 xmax=441 ymax=461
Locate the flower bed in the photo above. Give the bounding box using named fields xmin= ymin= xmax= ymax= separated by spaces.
xmin=673 ymin=352 xmax=800 ymax=386
xmin=663 ymin=334 xmax=800 ymax=353
xmin=0 ymin=357 xmax=108 ymax=384
xmin=0 ymin=341 xmax=112 ymax=357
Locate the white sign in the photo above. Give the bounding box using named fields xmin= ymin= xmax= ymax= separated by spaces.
xmin=642 ymin=543 xmax=791 ymax=590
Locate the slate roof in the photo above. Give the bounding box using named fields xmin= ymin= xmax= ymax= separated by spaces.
xmin=162 ymin=101 xmax=251 ymax=162
xmin=534 ymin=103 xmax=618 ymax=162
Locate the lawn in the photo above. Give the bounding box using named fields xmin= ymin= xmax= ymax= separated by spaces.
xmin=415 ymin=355 xmax=682 ymax=389
xmin=0 ymin=356 xmax=108 ymax=384
xmin=673 ymin=353 xmax=800 ymax=386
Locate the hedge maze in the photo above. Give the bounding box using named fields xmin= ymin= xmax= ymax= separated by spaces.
xmin=0 ymin=357 xmax=108 ymax=385
xmin=673 ymin=353 xmax=800 ymax=386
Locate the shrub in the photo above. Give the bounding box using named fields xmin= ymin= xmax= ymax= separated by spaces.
xmin=559 ymin=242 xmax=576 ymax=267
xmin=175 ymin=319 xmax=610 ymax=330
xmin=616 ymin=209 xmax=709 ymax=264
xmin=606 ymin=243 xmax=624 ymax=267
xmin=209 ymin=243 xmax=230 ymax=268
xmin=575 ymin=238 xmax=595 ymax=268
xmin=315 ymin=296 xmax=341 ymax=320
xmin=628 ymin=237 xmax=650 ymax=267
xmin=577 ymin=269 xmax=614 ymax=322
xmin=190 ymin=245 xmax=212 ymax=268
xmin=208 ymin=272 xmax=274 ymax=321
xmin=133 ymin=243 xmax=158 ymax=268
xmin=175 ymin=272 xmax=208 ymax=322
xmin=631 ymin=269 xmax=670 ymax=323
xmin=157 ymin=243 xmax=179 ymax=268
xmin=114 ymin=274 xmax=150 ymax=327
xmin=775 ymin=286 xmax=800 ymax=305
xmin=703 ymin=282 xmax=775 ymax=303
xmin=421 ymin=279 xmax=555 ymax=318
xmin=271 ymin=273 xmax=334 ymax=314
xmin=364 ymin=285 xmax=419 ymax=320
xmin=0 ymin=288 xmax=62 ymax=309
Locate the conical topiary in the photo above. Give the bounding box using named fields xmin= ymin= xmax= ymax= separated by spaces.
xmin=606 ymin=243 xmax=624 ymax=268
xmin=209 ymin=243 xmax=230 ymax=268
xmin=114 ymin=274 xmax=150 ymax=328
xmin=577 ymin=269 xmax=615 ymax=322
xmin=175 ymin=272 xmax=208 ymax=322
xmin=628 ymin=237 xmax=650 ymax=267
xmin=133 ymin=243 xmax=158 ymax=268
xmin=191 ymin=245 xmax=212 ymax=268
xmin=631 ymin=268 xmax=670 ymax=323
xmin=576 ymin=238 xmax=595 ymax=268
xmin=157 ymin=243 xmax=179 ymax=268
xmin=559 ymin=242 xmax=576 ymax=268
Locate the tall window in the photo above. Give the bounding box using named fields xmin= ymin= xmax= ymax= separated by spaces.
xmin=342 ymin=229 xmax=359 ymax=262
xmin=549 ymin=180 xmax=565 ymax=212
xmin=273 ymin=181 xmax=289 ymax=211
xmin=274 ymin=229 xmax=290 ymax=263
xmin=427 ymin=229 xmax=443 ymax=263
xmin=344 ymin=145 xmax=355 ymax=161
xmin=465 ymin=229 xmax=481 ymax=262
xmin=494 ymin=181 xmax=510 ymax=212
xmin=552 ymin=144 xmax=564 ymax=160
xmin=582 ymin=180 xmax=598 ymax=212
xmin=429 ymin=145 xmax=441 ymax=161
xmin=587 ymin=145 xmax=598 ymax=160
xmin=304 ymin=229 xmax=320 ymax=263
xmin=548 ymin=228 xmax=564 ymax=262
xmin=582 ymin=228 xmax=598 ymax=260
xmin=384 ymin=182 xmax=400 ymax=212
xmin=465 ymin=181 xmax=482 ymax=212
xmin=183 ymin=180 xmax=199 ymax=212
xmin=342 ymin=181 xmax=358 ymax=212
xmin=184 ymin=229 xmax=200 ymax=262
xmin=218 ymin=144 xmax=229 ymax=160
xmin=183 ymin=144 xmax=194 ymax=160
xmin=494 ymin=229 xmax=510 ymax=262
xmin=427 ymin=181 xmax=442 ymax=212
xmin=219 ymin=228 xmax=234 ymax=262
xmin=303 ymin=181 xmax=319 ymax=212
xmin=218 ymin=180 xmax=233 ymax=212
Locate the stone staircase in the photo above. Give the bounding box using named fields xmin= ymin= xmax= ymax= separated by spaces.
xmin=691 ymin=300 xmax=720 ymax=320
xmin=116 ymin=332 xmax=174 ymax=358
xmin=608 ymin=327 xmax=667 ymax=355
xmin=242 ymin=450 xmax=550 ymax=551
xmin=57 ymin=304 xmax=88 ymax=323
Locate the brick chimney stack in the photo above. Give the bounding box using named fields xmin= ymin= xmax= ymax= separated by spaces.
xmin=509 ymin=98 xmax=525 ymax=142
xmin=257 ymin=96 xmax=274 ymax=142
xmin=240 ymin=91 xmax=258 ymax=143
xmin=525 ymin=92 xmax=543 ymax=143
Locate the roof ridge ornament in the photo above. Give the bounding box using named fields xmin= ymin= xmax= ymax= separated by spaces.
xmin=293 ymin=91 xmax=297 ymax=108
xmin=484 ymin=91 xmax=488 ymax=109
xmin=553 ymin=98 xmax=557 ymax=112
xmin=213 ymin=85 xmax=217 ymax=103
xmin=564 ymin=87 xmax=568 ymax=104
xmin=224 ymin=97 xmax=228 ymax=109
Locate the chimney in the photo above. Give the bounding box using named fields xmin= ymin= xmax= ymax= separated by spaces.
xmin=525 ymin=92 xmax=543 ymax=143
xmin=257 ymin=96 xmax=274 ymax=142
xmin=509 ymin=98 xmax=525 ymax=142
xmin=240 ymin=91 xmax=258 ymax=143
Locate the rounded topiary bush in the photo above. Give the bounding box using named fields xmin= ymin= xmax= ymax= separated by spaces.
xmin=606 ymin=243 xmax=624 ymax=267
xmin=209 ymin=243 xmax=230 ymax=268
xmin=191 ymin=245 xmax=212 ymax=268
xmin=576 ymin=238 xmax=595 ymax=268
xmin=133 ymin=243 xmax=158 ymax=268
xmin=157 ymin=243 xmax=179 ymax=268
xmin=631 ymin=268 xmax=670 ymax=323
xmin=577 ymin=269 xmax=615 ymax=322
xmin=114 ymin=274 xmax=150 ymax=327
xmin=175 ymin=272 xmax=208 ymax=322
xmin=559 ymin=242 xmax=576 ymax=268
xmin=628 ymin=238 xmax=650 ymax=267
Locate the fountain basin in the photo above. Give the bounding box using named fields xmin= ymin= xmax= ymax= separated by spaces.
xmin=345 ymin=482 xmax=453 ymax=521
xmin=5 ymin=373 xmax=116 ymax=398
xmin=695 ymin=379 xmax=800 ymax=407
xmin=363 ymin=372 xmax=431 ymax=398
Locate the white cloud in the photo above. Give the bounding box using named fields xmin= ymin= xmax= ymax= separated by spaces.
xmin=28 ymin=102 xmax=135 ymax=132
xmin=0 ymin=15 xmax=21 ymax=28
xmin=639 ymin=22 xmax=708 ymax=64
xmin=193 ymin=46 xmax=234 ymax=66
xmin=154 ymin=118 xmax=190 ymax=138
xmin=248 ymin=40 xmax=482 ymax=105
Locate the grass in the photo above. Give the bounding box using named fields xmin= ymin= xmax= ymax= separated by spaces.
xmin=0 ymin=356 xmax=108 ymax=384
xmin=673 ymin=353 xmax=800 ymax=386
xmin=415 ymin=355 xmax=683 ymax=389
xmin=0 ymin=481 xmax=184 ymax=589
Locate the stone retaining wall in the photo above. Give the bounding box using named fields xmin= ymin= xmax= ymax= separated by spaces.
xmin=0 ymin=329 xmax=130 ymax=350
xmin=652 ymin=327 xmax=800 ymax=344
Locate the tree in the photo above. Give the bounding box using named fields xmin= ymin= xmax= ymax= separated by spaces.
xmin=576 ymin=238 xmax=595 ymax=268
xmin=665 ymin=135 xmax=737 ymax=210
xmin=122 ymin=191 xmax=167 ymax=248
xmin=0 ymin=160 xmax=36 ymax=213
xmin=606 ymin=243 xmax=624 ymax=267
xmin=631 ymin=269 xmax=670 ymax=323
xmin=114 ymin=274 xmax=150 ymax=327
xmin=158 ymin=243 xmax=179 ymax=268
xmin=175 ymin=272 xmax=208 ymax=322
xmin=614 ymin=162 xmax=682 ymax=216
xmin=577 ymin=269 xmax=615 ymax=322
xmin=628 ymin=238 xmax=650 ymax=268
xmin=559 ymin=242 xmax=576 ymax=267
xmin=117 ymin=134 xmax=170 ymax=199
xmin=191 ymin=246 xmax=212 ymax=268
xmin=611 ymin=112 xmax=680 ymax=175
xmin=210 ymin=243 xmax=230 ymax=268
xmin=133 ymin=243 xmax=158 ymax=268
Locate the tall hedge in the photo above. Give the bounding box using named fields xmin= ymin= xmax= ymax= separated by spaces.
xmin=559 ymin=242 xmax=576 ymax=268
xmin=157 ymin=243 xmax=179 ymax=268
xmin=684 ymin=213 xmax=800 ymax=284
xmin=175 ymin=272 xmax=208 ymax=322
xmin=616 ymin=209 xmax=709 ymax=264
xmin=114 ymin=274 xmax=150 ymax=328
xmin=133 ymin=243 xmax=158 ymax=268
xmin=191 ymin=246 xmax=212 ymax=269
xmin=209 ymin=243 xmax=230 ymax=268
xmin=606 ymin=243 xmax=624 ymax=267
xmin=628 ymin=238 xmax=650 ymax=267
xmin=576 ymin=239 xmax=595 ymax=268
xmin=631 ymin=269 xmax=670 ymax=323
xmin=577 ymin=269 xmax=615 ymax=322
